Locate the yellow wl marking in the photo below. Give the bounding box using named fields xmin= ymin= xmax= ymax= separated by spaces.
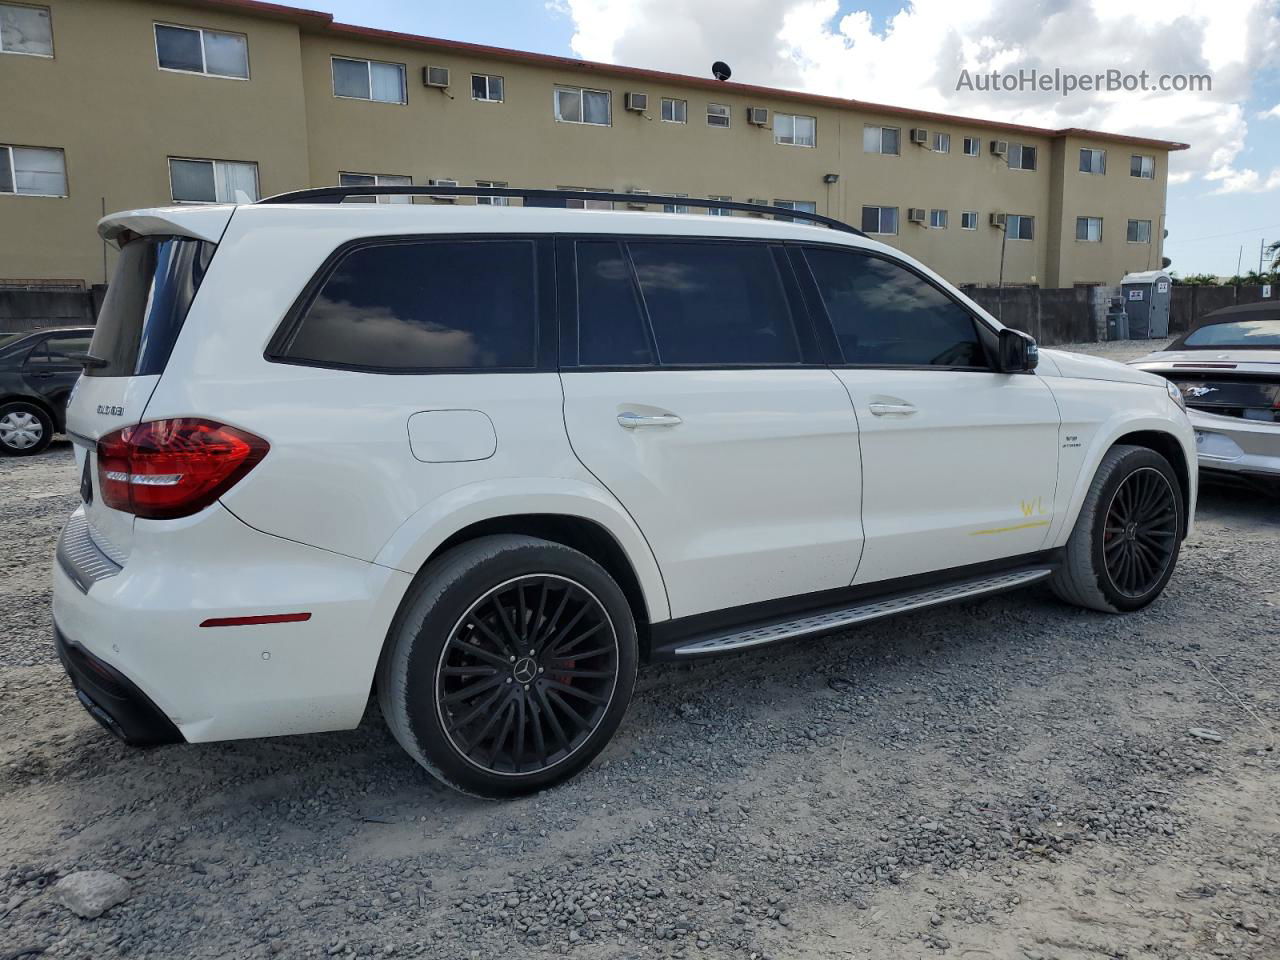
xmin=970 ymin=519 xmax=1051 ymax=536
xmin=1020 ymin=496 xmax=1048 ymax=517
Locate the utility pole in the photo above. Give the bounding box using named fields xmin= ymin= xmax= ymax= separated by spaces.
xmin=1236 ymin=245 xmax=1243 ymax=278
xmin=1261 ymin=238 xmax=1268 ymax=275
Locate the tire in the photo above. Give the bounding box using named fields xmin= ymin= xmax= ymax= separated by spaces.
xmin=377 ymin=535 xmax=638 ymax=798
xmin=0 ymin=400 xmax=54 ymax=456
xmin=1050 ymin=444 xmax=1184 ymax=613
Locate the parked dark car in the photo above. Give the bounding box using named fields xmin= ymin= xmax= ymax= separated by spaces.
xmin=0 ymin=327 xmax=94 ymax=456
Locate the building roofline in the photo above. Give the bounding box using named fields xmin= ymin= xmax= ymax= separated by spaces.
xmin=190 ymin=0 xmax=1190 ymax=152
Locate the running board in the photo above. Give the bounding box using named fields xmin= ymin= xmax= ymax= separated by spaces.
xmin=671 ymin=567 xmax=1054 ymax=657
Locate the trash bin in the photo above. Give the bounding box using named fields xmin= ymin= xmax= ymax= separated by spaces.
xmin=1120 ymin=271 xmax=1172 ymax=338
xmin=1105 ymin=296 xmax=1129 ymax=340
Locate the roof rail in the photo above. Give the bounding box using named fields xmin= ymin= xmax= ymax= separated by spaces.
xmin=256 ymin=185 xmax=865 ymax=236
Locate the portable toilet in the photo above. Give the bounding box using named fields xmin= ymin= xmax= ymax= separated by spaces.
xmin=1121 ymin=270 xmax=1173 ymax=338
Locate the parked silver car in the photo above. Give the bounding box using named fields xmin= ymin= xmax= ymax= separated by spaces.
xmin=1131 ymin=302 xmax=1280 ymax=493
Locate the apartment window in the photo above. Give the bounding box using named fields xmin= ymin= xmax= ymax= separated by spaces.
xmin=476 ymin=179 xmax=509 ymax=206
xmin=962 ymin=137 xmax=980 ymax=156
xmin=1008 ymin=143 xmax=1037 ymax=170
xmin=471 ymin=73 xmax=503 ymax=102
xmin=708 ymin=194 xmax=732 ymax=216
xmin=932 ymin=132 xmax=950 ymax=153
xmin=1079 ymin=148 xmax=1106 ymax=174
xmin=663 ymin=193 xmax=690 ymax=214
xmin=554 ymin=86 xmax=610 ymax=125
xmin=1127 ymin=219 xmax=1152 ymax=243
xmin=1130 ymin=155 xmax=1155 ymax=179
xmin=154 ymin=23 xmax=248 ymax=78
xmin=960 ymin=211 xmax=978 ymax=230
xmin=332 ymin=56 xmax=406 ymax=103
xmin=863 ymin=126 xmax=900 ymax=155
xmin=774 ymin=114 xmax=816 ymax=147
xmin=861 ymin=205 xmax=899 ymax=235
xmin=339 ymin=172 xmax=411 ymax=204
xmin=0 ymin=144 xmax=66 ymax=196
xmin=1075 ymin=216 xmax=1102 ymax=242
xmin=1 ymin=2 xmax=52 ymax=56
xmin=773 ymin=199 xmax=816 ymax=222
xmin=929 ymin=209 xmax=948 ymax=229
xmin=559 ymin=187 xmax=613 ymax=210
xmin=707 ymin=102 xmax=730 ymax=127
xmin=169 ymin=158 xmax=258 ymax=203
xmin=1006 ymin=214 xmax=1034 ymax=240
xmin=661 ymin=98 xmax=687 ymax=123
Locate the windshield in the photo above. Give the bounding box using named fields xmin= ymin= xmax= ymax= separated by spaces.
xmin=87 ymin=235 xmax=216 ymax=377
xmin=1182 ymin=319 xmax=1280 ymax=348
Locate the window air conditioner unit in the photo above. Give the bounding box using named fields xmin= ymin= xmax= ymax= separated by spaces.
xmin=428 ymin=178 xmax=458 ymax=201
xmin=747 ymin=107 xmax=769 ymax=126
xmin=624 ymin=92 xmax=648 ymax=112
xmin=424 ymin=66 xmax=450 ymax=88
xmin=910 ymin=127 xmax=928 ymax=145
xmin=990 ymin=139 xmax=1009 ymax=156
xmin=907 ymin=207 xmax=927 ymax=223
xmin=625 ymin=189 xmax=650 ymax=209
xmin=989 ymin=212 xmax=1007 ymax=227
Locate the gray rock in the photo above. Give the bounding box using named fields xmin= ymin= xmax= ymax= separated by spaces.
xmin=54 ymin=870 xmax=132 ymax=919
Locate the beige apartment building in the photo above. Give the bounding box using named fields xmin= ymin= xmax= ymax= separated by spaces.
xmin=1 ymin=0 xmax=1187 ymax=290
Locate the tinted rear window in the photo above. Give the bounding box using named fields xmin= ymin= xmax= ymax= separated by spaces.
xmin=575 ymin=241 xmax=654 ymax=366
xmin=627 ymin=241 xmax=801 ymax=365
xmin=88 ymin=236 xmax=215 ymax=377
xmin=1182 ymin=319 xmax=1280 ymax=348
xmin=277 ymin=240 xmax=538 ymax=371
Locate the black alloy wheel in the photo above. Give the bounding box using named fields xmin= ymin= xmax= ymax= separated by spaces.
xmin=1101 ymin=466 xmax=1179 ymax=598
xmin=435 ymin=574 xmax=620 ymax=777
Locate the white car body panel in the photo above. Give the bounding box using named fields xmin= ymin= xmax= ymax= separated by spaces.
xmin=561 ymin=369 xmax=863 ymax=617
xmin=52 ymin=201 xmax=1197 ymax=747
xmin=52 ymin=504 xmax=411 ymax=741
xmin=838 ymin=368 xmax=1061 ymax=585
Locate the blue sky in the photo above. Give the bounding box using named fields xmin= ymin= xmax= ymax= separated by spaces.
xmin=288 ymin=0 xmax=1278 ymax=277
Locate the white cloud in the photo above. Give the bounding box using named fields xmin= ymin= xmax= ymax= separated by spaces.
xmin=557 ymin=0 xmax=1280 ymax=188
xmin=1205 ymin=166 xmax=1280 ymax=193
xmin=1262 ymin=103 xmax=1280 ymax=118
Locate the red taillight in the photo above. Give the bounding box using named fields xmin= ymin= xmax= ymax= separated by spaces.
xmin=97 ymin=418 xmax=269 ymax=519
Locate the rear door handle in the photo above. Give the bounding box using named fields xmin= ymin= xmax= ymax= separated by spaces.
xmin=617 ymin=412 xmax=682 ymax=429
xmin=868 ymin=402 xmax=917 ymax=417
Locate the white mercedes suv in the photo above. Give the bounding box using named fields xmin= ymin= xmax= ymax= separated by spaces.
xmin=52 ymin=187 xmax=1196 ymax=797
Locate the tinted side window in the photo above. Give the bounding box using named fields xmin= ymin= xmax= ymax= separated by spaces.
xmin=627 ymin=241 xmax=800 ymax=365
xmin=575 ymin=241 xmax=654 ymax=366
xmin=41 ymin=335 xmax=93 ymax=365
xmin=280 ymin=240 xmax=538 ymax=370
xmin=804 ymin=247 xmax=987 ymax=368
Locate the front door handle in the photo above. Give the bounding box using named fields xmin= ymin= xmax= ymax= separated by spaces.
xmin=868 ymin=402 xmax=917 ymax=417
xmin=617 ymin=412 xmax=682 ymax=429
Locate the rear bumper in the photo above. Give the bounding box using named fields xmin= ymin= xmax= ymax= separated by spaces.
xmin=51 ymin=504 xmax=413 ymax=744
xmin=1189 ymin=408 xmax=1280 ymax=479
xmin=54 ymin=627 xmax=181 ymax=746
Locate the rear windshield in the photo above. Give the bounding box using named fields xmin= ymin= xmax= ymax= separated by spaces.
xmin=87 ymin=235 xmax=215 ymax=377
xmin=1182 ymin=319 xmax=1280 ymax=348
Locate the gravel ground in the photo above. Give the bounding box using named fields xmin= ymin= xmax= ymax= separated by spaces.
xmin=1 ymin=340 xmax=1277 ymax=960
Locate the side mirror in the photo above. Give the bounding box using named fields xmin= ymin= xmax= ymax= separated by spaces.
xmin=998 ymin=328 xmax=1038 ymax=373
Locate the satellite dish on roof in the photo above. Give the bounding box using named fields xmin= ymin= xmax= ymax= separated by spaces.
xmin=712 ymin=61 xmax=732 ymax=82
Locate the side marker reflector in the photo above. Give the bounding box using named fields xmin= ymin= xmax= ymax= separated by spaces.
xmin=199 ymin=613 xmax=312 ymax=628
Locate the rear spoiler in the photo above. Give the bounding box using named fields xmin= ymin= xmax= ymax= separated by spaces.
xmin=97 ymin=205 xmax=235 ymax=246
